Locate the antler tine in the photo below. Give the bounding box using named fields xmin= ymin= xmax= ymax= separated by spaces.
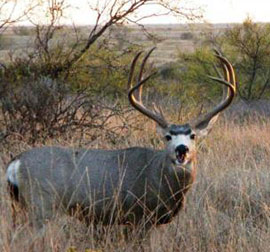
xmin=127 ymin=51 xmax=143 ymax=91
xmin=213 ymin=50 xmax=230 ymax=100
xmin=213 ymin=48 xmax=221 ymax=57
xmin=128 ymin=48 xmax=169 ymax=129
xmin=214 ymin=49 xmax=236 ymax=90
xmin=192 ymin=53 xmax=236 ymax=129
xmin=215 ymin=54 xmax=236 ymax=90
xmin=137 ymin=47 xmax=156 ymax=103
xmin=153 ymin=102 xmax=167 ymax=122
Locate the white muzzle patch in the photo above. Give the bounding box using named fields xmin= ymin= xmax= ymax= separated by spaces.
xmin=170 ymin=135 xmax=195 ymax=165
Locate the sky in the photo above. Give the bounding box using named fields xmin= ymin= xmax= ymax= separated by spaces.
xmin=198 ymin=0 xmax=270 ymax=24
xmin=8 ymin=0 xmax=270 ymax=25
xmin=63 ymin=0 xmax=270 ymax=24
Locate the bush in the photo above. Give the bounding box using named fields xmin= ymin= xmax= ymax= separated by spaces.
xmin=0 ymin=34 xmax=12 ymax=50
xmin=0 ymin=77 xmax=126 ymax=144
xmin=180 ymin=32 xmax=194 ymax=40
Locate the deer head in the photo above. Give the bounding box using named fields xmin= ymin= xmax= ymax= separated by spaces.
xmin=128 ymin=48 xmax=236 ymax=166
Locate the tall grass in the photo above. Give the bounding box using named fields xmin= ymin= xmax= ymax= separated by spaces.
xmin=0 ymin=115 xmax=270 ymax=251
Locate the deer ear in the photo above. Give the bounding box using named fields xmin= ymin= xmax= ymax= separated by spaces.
xmin=194 ymin=115 xmax=219 ymax=138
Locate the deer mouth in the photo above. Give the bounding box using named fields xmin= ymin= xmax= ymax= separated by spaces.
xmin=176 ymin=152 xmax=186 ymax=164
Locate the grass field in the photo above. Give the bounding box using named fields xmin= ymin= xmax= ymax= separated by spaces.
xmin=0 ymin=23 xmax=269 ymax=251
xmin=0 ymin=112 xmax=270 ymax=251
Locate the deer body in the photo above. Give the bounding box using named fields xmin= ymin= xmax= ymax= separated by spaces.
xmin=6 ymin=48 xmax=236 ymax=233
xmin=7 ymin=145 xmax=195 ymax=227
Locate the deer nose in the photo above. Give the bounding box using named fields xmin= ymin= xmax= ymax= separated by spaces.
xmin=175 ymin=145 xmax=189 ymax=155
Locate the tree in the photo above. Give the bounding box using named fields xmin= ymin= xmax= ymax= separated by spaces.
xmin=0 ymin=0 xmax=202 ymax=144
xmin=17 ymin=0 xmax=202 ymax=79
xmin=203 ymin=18 xmax=270 ymax=101
xmin=0 ymin=0 xmax=36 ymax=34
xmin=175 ymin=18 xmax=270 ymax=102
xmin=224 ymin=18 xmax=270 ymax=100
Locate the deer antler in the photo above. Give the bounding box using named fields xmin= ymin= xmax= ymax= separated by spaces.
xmin=128 ymin=48 xmax=169 ymax=129
xmin=191 ymin=51 xmax=236 ymax=130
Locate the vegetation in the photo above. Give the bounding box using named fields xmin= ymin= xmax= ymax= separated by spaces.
xmin=0 ymin=0 xmax=200 ymax=144
xmin=223 ymin=19 xmax=270 ymax=100
xmin=0 ymin=0 xmax=270 ymax=251
xmin=175 ymin=18 xmax=270 ymax=101
xmin=1 ymin=116 xmax=270 ymax=251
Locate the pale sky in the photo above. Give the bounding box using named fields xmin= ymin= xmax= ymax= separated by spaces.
xmin=64 ymin=0 xmax=270 ymax=24
xmin=9 ymin=0 xmax=270 ymax=25
xmin=198 ymin=0 xmax=270 ymax=23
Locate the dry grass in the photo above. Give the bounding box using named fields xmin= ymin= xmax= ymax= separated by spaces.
xmin=0 ymin=114 xmax=270 ymax=251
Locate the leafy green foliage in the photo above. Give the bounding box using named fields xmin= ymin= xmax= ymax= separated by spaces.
xmin=67 ymin=44 xmax=141 ymax=98
xmin=224 ymin=18 xmax=270 ymax=100
xmin=171 ymin=18 xmax=270 ymax=102
xmin=159 ymin=48 xmax=223 ymax=107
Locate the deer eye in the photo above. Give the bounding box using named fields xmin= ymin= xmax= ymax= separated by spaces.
xmin=165 ymin=135 xmax=172 ymax=141
xmin=190 ymin=133 xmax=196 ymax=140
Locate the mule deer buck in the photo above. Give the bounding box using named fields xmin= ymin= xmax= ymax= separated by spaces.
xmin=6 ymin=48 xmax=236 ymax=235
